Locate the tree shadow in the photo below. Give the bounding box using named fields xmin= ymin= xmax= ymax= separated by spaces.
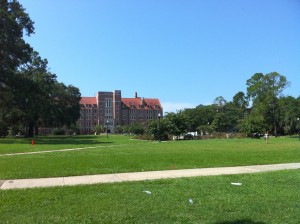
xmin=289 ymin=135 xmax=300 ymax=139
xmin=215 ymin=219 xmax=266 ymax=224
xmin=0 ymin=136 xmax=114 ymax=145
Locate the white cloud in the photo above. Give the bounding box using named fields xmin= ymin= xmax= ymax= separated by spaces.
xmin=162 ymin=102 xmax=196 ymax=113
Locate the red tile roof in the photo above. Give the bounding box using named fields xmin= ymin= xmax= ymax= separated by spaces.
xmin=80 ymin=97 xmax=97 ymax=105
xmin=122 ymin=97 xmax=162 ymax=110
xmin=80 ymin=96 xmax=163 ymax=110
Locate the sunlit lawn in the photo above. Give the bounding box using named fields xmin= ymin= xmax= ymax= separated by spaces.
xmin=1 ymin=135 xmax=299 ymax=223
xmin=0 ymin=135 xmax=299 ymax=179
xmin=1 ymin=169 xmax=299 ymax=223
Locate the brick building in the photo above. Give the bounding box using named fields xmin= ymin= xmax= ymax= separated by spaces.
xmin=79 ymin=90 xmax=163 ymax=134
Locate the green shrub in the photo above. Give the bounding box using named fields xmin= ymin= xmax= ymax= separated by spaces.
xmin=52 ymin=128 xmax=65 ymax=135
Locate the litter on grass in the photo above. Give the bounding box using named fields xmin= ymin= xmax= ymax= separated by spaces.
xmin=189 ymin=198 xmax=194 ymax=204
xmin=143 ymin=190 xmax=152 ymax=195
xmin=231 ymin=182 xmax=242 ymax=186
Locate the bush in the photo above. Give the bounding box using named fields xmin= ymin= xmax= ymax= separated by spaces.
xmin=184 ymin=134 xmax=194 ymax=140
xmin=9 ymin=125 xmax=21 ymax=136
xmin=196 ymin=132 xmax=248 ymax=140
xmin=197 ymin=135 xmax=215 ymax=140
xmin=52 ymin=128 xmax=65 ymax=135
xmin=133 ymin=134 xmax=172 ymax=141
xmin=132 ymin=134 xmax=154 ymax=141
xmin=234 ymin=133 xmax=248 ymax=138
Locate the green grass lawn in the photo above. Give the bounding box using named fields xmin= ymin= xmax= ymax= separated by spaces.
xmin=0 ymin=135 xmax=299 ymax=179
xmin=0 ymin=135 xmax=132 ymax=154
xmin=1 ymin=135 xmax=299 ymax=223
xmin=1 ymin=169 xmax=299 ymax=223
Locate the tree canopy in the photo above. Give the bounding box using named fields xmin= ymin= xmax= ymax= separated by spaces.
xmin=131 ymin=72 xmax=298 ymax=140
xmin=1 ymin=1 xmax=299 ymax=138
xmin=0 ymin=0 xmax=81 ymax=137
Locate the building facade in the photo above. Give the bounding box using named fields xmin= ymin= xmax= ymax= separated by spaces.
xmin=79 ymin=90 xmax=163 ymax=134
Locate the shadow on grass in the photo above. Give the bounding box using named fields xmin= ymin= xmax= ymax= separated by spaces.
xmin=289 ymin=135 xmax=300 ymax=139
xmin=215 ymin=220 xmax=266 ymax=224
xmin=0 ymin=136 xmax=113 ymax=145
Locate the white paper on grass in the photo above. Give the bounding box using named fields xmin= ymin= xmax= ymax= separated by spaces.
xmin=231 ymin=182 xmax=242 ymax=186
xmin=143 ymin=190 xmax=152 ymax=194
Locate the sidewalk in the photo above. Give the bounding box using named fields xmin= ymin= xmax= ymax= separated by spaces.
xmin=1 ymin=163 xmax=300 ymax=190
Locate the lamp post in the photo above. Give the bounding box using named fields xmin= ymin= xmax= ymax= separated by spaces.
xmin=297 ymin=118 xmax=300 ymax=140
xmin=106 ymin=120 xmax=109 ymax=139
xmin=158 ymin=113 xmax=161 ymax=142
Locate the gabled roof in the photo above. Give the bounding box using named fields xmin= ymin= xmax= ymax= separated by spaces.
xmin=79 ymin=95 xmax=163 ymax=110
xmin=80 ymin=97 xmax=97 ymax=107
xmin=121 ymin=97 xmax=162 ymax=110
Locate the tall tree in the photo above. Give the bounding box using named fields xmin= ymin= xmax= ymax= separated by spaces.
xmin=164 ymin=111 xmax=189 ymax=138
xmin=246 ymin=72 xmax=289 ymax=136
xmin=0 ymin=0 xmax=34 ymax=72
xmin=211 ymin=102 xmax=240 ymax=133
xmin=0 ymin=1 xmax=81 ymax=137
xmin=238 ymin=108 xmax=266 ymax=135
xmin=232 ymin=91 xmax=249 ymax=110
xmin=0 ymin=0 xmax=34 ymax=136
xmin=278 ymin=96 xmax=300 ymax=135
xmin=213 ymin=96 xmax=227 ymax=112
xmin=17 ymin=51 xmax=57 ymax=137
xmin=48 ymin=83 xmax=81 ymax=129
xmin=183 ymin=105 xmax=215 ymax=132
xmin=146 ymin=118 xmax=172 ymax=141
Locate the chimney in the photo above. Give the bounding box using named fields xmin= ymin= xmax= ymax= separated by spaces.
xmin=135 ymin=92 xmax=138 ymax=98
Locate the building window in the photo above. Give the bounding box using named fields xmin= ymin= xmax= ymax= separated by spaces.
xmin=105 ymin=98 xmax=112 ymax=108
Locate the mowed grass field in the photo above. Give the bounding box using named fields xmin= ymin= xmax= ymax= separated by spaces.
xmin=1 ymin=135 xmax=300 ymax=223
xmin=1 ymin=170 xmax=299 ymax=223
xmin=0 ymin=135 xmax=299 ymax=179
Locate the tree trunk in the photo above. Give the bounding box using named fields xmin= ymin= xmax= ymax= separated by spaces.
xmin=35 ymin=126 xmax=39 ymax=136
xmin=274 ymin=123 xmax=277 ymax=136
xmin=28 ymin=123 xmax=34 ymax=137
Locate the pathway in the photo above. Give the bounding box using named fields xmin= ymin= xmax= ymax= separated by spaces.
xmin=1 ymin=163 xmax=300 ymax=190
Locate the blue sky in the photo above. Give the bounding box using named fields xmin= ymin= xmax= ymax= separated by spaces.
xmin=20 ymin=0 xmax=300 ymax=113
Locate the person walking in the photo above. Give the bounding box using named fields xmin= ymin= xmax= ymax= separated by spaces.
xmin=264 ymin=131 xmax=269 ymax=144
